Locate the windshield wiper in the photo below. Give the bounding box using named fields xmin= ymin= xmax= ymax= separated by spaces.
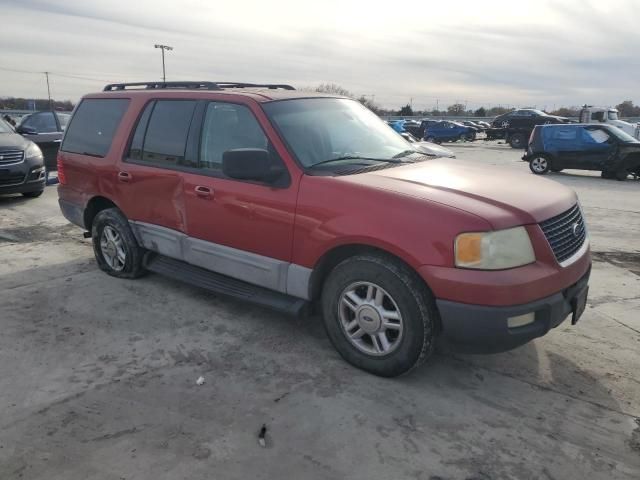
xmin=309 ymin=155 xmax=404 ymax=169
xmin=392 ymin=149 xmax=419 ymax=159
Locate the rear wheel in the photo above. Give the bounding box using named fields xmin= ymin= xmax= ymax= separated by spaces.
xmin=509 ymin=133 xmax=526 ymax=149
xmin=529 ymin=156 xmax=550 ymax=175
xmin=321 ymin=254 xmax=437 ymax=377
xmin=92 ymin=208 xmax=146 ymax=278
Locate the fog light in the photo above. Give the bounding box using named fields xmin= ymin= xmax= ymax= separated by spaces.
xmin=507 ymin=312 xmax=535 ymax=328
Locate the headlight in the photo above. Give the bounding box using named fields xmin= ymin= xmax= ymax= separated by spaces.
xmin=455 ymin=226 xmax=535 ymax=270
xmin=25 ymin=142 xmax=43 ymax=159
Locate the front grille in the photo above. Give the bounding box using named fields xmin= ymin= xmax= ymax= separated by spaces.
xmin=539 ymin=204 xmax=587 ymax=264
xmin=0 ymin=172 xmax=26 ymax=186
xmin=0 ymin=150 xmax=24 ymax=165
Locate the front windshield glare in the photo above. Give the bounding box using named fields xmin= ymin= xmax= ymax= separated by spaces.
xmin=263 ymin=98 xmax=412 ymax=167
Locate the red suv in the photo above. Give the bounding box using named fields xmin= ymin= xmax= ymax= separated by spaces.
xmin=57 ymin=81 xmax=591 ymax=377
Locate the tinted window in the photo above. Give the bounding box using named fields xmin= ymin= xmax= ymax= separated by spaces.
xmin=128 ymin=102 xmax=154 ymax=160
xmin=200 ymin=102 xmax=268 ymax=170
xmin=139 ymin=100 xmax=196 ymax=165
xmin=23 ymin=112 xmax=57 ymax=132
xmin=61 ymin=99 xmax=129 ymax=157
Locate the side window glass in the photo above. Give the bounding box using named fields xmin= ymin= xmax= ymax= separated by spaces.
xmin=61 ymin=99 xmax=129 ymax=157
xmin=137 ymin=100 xmax=196 ymax=166
xmin=552 ymin=128 xmax=578 ymax=141
xmin=584 ymin=129 xmax=610 ymax=144
xmin=128 ymin=102 xmax=154 ymax=160
xmin=199 ymin=102 xmax=269 ymax=171
xmin=24 ymin=112 xmax=57 ymax=132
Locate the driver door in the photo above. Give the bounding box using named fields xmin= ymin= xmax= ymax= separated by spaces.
xmin=181 ymin=101 xmax=297 ymax=291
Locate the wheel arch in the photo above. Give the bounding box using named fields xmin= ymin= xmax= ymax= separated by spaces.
xmin=308 ymin=243 xmax=434 ymax=302
xmin=83 ymin=196 xmax=122 ymax=231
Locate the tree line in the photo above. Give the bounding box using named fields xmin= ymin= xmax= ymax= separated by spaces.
xmin=0 ymin=97 xmax=75 ymax=111
xmin=314 ymin=85 xmax=640 ymax=118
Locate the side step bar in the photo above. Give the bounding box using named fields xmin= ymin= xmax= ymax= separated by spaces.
xmin=144 ymin=254 xmax=310 ymax=317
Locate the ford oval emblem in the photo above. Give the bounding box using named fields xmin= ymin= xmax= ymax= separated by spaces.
xmin=572 ymin=223 xmax=580 ymax=237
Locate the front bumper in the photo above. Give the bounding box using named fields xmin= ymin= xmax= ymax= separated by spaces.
xmin=436 ymin=267 xmax=590 ymax=353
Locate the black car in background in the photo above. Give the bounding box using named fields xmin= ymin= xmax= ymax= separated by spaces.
xmin=488 ymin=109 xmax=570 ymax=148
xmin=15 ymin=111 xmax=70 ymax=170
xmin=0 ymin=117 xmax=46 ymax=197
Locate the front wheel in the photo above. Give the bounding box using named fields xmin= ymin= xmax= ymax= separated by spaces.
xmin=92 ymin=208 xmax=146 ymax=278
xmin=529 ymin=156 xmax=550 ymax=175
xmin=321 ymin=254 xmax=437 ymax=377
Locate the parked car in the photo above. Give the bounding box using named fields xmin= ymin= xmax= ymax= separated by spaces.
xmin=58 ymin=81 xmax=591 ymax=377
xmin=399 ymin=132 xmax=456 ymax=158
xmin=523 ymin=123 xmax=640 ymax=180
xmin=490 ymin=109 xmax=570 ymax=149
xmin=0 ymin=117 xmax=45 ymax=197
xmin=424 ymin=121 xmax=476 ymax=143
xmin=461 ymin=121 xmax=485 ymax=131
xmin=16 ymin=110 xmax=71 ymax=170
xmin=475 ymin=121 xmax=491 ymax=129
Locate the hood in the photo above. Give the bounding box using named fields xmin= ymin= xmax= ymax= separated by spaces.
xmin=414 ymin=141 xmax=456 ymax=158
xmin=0 ymin=132 xmax=31 ymax=151
xmin=344 ymin=159 xmax=577 ymax=229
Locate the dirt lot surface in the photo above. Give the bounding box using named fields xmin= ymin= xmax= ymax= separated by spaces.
xmin=1 ymin=141 xmax=639 ymax=480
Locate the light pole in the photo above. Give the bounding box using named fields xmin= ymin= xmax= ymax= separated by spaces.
xmin=154 ymin=44 xmax=173 ymax=82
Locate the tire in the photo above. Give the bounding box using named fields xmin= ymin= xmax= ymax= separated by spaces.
xmin=465 ymin=131 xmax=476 ymax=141
xmin=425 ymin=136 xmax=436 ymax=143
xmin=22 ymin=190 xmax=44 ymax=198
xmin=529 ymin=155 xmax=550 ymax=175
xmin=320 ymin=254 xmax=437 ymax=377
xmin=615 ymin=169 xmax=628 ymax=181
xmin=92 ymin=208 xmax=146 ymax=279
xmin=457 ymin=134 xmax=465 ymax=142
xmin=601 ymin=170 xmax=615 ymax=179
xmin=509 ymin=133 xmax=526 ymax=149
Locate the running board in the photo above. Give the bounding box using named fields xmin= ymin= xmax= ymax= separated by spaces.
xmin=144 ymin=254 xmax=310 ymax=317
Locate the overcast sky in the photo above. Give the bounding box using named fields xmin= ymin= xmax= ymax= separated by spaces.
xmin=1 ymin=0 xmax=638 ymax=110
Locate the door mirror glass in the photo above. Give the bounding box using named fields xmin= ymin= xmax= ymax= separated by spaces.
xmin=222 ymin=148 xmax=281 ymax=182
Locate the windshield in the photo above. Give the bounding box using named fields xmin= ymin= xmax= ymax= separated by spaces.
xmin=608 ymin=110 xmax=619 ymax=121
xmin=0 ymin=118 xmax=13 ymax=133
xmin=263 ymin=98 xmax=413 ymax=168
xmin=605 ymin=126 xmax=638 ymax=142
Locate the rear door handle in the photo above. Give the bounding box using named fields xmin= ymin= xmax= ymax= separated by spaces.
xmin=118 ymin=171 xmax=132 ymax=183
xmin=194 ymin=185 xmax=213 ymax=199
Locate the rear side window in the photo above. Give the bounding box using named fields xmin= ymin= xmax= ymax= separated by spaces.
xmin=61 ymin=99 xmax=129 ymax=157
xmin=551 ymin=128 xmax=577 ymax=141
xmin=129 ymin=100 xmax=196 ymax=166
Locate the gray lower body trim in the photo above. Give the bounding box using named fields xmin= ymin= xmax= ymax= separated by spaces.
xmin=129 ymin=221 xmax=312 ymax=300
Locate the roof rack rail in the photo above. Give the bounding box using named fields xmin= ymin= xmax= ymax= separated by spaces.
xmin=103 ymin=81 xmax=295 ymax=92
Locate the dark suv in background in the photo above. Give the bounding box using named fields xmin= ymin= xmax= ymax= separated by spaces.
xmin=0 ymin=117 xmax=45 ymax=197
xmin=488 ymin=109 xmax=570 ymax=148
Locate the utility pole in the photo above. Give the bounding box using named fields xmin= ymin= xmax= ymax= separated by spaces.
xmin=154 ymin=44 xmax=173 ymax=82
xmin=44 ymin=71 xmax=52 ymax=110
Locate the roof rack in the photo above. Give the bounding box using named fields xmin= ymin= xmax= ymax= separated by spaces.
xmin=102 ymin=81 xmax=296 ymax=92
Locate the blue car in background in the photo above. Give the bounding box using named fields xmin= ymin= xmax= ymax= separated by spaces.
xmin=523 ymin=124 xmax=640 ymax=180
xmin=423 ymin=121 xmax=476 ymax=143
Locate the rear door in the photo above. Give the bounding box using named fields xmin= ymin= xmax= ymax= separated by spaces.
xmin=548 ymin=127 xmax=581 ymax=167
xmin=116 ymin=99 xmax=198 ymax=259
xmin=180 ymin=100 xmax=297 ymax=291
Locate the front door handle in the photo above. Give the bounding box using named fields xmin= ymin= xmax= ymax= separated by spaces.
xmin=118 ymin=171 xmax=132 ymax=183
xmin=194 ymin=185 xmax=213 ymax=199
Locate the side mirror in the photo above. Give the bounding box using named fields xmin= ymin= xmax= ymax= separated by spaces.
xmin=17 ymin=125 xmax=37 ymax=135
xmin=222 ymin=149 xmax=284 ymax=183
